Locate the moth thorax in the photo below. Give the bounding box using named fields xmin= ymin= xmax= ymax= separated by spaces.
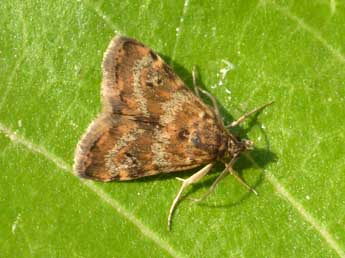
xmin=227 ymin=137 xmax=254 ymax=157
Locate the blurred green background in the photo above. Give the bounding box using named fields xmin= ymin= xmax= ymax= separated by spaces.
xmin=1 ymin=0 xmax=345 ymax=257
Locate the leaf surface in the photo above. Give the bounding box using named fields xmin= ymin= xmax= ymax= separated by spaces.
xmin=1 ymin=1 xmax=345 ymax=257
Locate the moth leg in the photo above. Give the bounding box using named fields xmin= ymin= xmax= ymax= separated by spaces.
xmin=168 ymin=163 xmax=214 ymax=230
xmin=197 ymin=87 xmax=221 ymax=121
xmin=189 ymin=166 xmax=228 ymax=203
xmin=192 ymin=66 xmax=201 ymax=97
xmin=224 ymin=160 xmax=258 ymax=195
xmin=190 ymin=157 xmax=238 ymax=203
xmin=192 ymin=67 xmax=222 ymax=123
xmin=226 ymin=101 xmax=274 ymax=128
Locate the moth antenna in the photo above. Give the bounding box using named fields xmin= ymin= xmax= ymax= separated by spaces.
xmin=226 ymin=100 xmax=275 ymax=128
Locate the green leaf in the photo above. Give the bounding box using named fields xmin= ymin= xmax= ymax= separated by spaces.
xmin=1 ymin=0 xmax=345 ymax=257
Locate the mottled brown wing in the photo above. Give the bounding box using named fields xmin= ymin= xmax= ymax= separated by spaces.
xmin=74 ymin=36 xmax=227 ymax=181
xmin=74 ymin=113 xmax=157 ymax=181
xmin=101 ymin=36 xmax=197 ymax=121
xmin=73 ymin=113 xmax=227 ymax=181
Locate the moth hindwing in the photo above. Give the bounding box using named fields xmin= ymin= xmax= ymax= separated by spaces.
xmin=74 ymin=35 xmax=273 ymax=230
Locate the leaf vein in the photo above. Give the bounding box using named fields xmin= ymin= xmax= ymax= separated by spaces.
xmin=272 ymin=3 xmax=345 ymax=64
xmin=0 ymin=122 xmax=184 ymax=258
xmin=170 ymin=0 xmax=190 ymax=65
xmin=247 ymin=155 xmax=345 ymax=258
xmin=81 ymin=0 xmax=124 ymax=35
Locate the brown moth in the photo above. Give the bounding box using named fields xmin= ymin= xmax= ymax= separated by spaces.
xmin=74 ymin=36 xmax=273 ymax=230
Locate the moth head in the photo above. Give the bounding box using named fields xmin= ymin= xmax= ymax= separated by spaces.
xmin=241 ymin=139 xmax=254 ymax=151
xmin=227 ymin=137 xmax=254 ymax=157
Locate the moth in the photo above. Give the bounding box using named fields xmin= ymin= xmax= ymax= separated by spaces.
xmin=74 ymin=36 xmax=273 ymax=230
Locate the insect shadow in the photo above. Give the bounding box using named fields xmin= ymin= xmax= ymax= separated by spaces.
xmin=127 ymin=55 xmax=278 ymax=208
